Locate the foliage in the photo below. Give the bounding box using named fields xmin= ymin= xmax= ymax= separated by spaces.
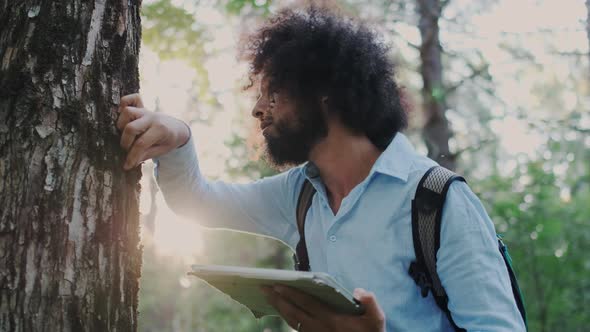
xmin=137 ymin=0 xmax=590 ymax=331
xmin=222 ymin=0 xmax=272 ymax=16
xmin=139 ymin=232 xmax=291 ymax=331
xmin=475 ymin=150 xmax=590 ymax=331
xmin=142 ymin=0 xmax=212 ymax=102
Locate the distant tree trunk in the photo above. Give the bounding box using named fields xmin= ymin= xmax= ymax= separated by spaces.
xmin=0 ymin=1 xmax=142 ymax=331
xmin=417 ymin=0 xmax=456 ymax=170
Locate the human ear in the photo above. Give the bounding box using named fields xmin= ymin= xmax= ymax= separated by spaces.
xmin=320 ymin=96 xmax=330 ymax=113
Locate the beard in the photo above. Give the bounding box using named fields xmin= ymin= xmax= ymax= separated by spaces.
xmin=263 ymin=104 xmax=328 ymax=168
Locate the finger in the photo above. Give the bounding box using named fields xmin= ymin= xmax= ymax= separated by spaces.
xmin=120 ymin=115 xmax=151 ymax=151
xmin=262 ymin=287 xmax=299 ymax=327
xmin=353 ymin=288 xmax=366 ymax=300
xmin=138 ymin=144 xmax=169 ymax=164
xmin=353 ymin=288 xmax=385 ymax=322
xmin=263 ymin=288 xmax=315 ymax=331
xmin=119 ymin=93 xmax=144 ymax=110
xmin=117 ymin=106 xmax=145 ymax=131
xmin=124 ymin=127 xmax=162 ymax=169
xmin=273 ymin=285 xmax=334 ymax=318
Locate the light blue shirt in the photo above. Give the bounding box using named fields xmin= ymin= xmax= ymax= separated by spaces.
xmin=154 ymin=132 xmax=526 ymax=331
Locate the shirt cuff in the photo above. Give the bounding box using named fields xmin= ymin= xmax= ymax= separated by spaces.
xmin=176 ymin=121 xmax=192 ymax=148
xmin=153 ymin=131 xmax=198 ymax=180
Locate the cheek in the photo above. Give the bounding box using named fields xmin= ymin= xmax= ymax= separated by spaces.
xmin=275 ymin=100 xmax=298 ymax=121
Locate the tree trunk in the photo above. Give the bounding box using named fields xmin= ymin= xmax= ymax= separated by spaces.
xmin=417 ymin=0 xmax=456 ymax=170
xmin=0 ymin=1 xmax=142 ymax=331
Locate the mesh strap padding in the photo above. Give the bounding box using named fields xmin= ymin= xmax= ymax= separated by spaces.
xmin=411 ymin=166 xmax=466 ymax=332
xmin=422 ymin=167 xmax=458 ymax=194
xmin=416 ymin=166 xmax=464 ymax=296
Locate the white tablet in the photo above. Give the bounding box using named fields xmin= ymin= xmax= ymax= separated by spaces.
xmin=188 ymin=265 xmax=365 ymax=318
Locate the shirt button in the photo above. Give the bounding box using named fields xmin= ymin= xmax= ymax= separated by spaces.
xmin=329 ymin=235 xmax=337 ymax=242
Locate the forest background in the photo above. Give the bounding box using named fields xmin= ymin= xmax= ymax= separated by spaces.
xmin=135 ymin=1 xmax=590 ymax=331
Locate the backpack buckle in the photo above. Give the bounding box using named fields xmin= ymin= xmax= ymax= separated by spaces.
xmin=414 ymin=188 xmax=442 ymax=214
xmin=409 ymin=261 xmax=432 ymax=298
xmin=292 ymin=253 xmax=301 ymax=270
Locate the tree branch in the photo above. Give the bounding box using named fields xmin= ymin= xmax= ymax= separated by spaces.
xmin=389 ymin=28 xmax=421 ymax=50
xmin=549 ymin=51 xmax=590 ymax=57
xmin=445 ymin=64 xmax=489 ymax=95
xmin=450 ymin=138 xmax=496 ymax=160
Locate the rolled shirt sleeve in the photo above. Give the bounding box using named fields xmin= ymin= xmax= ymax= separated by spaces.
xmin=437 ymin=181 xmax=527 ymax=331
xmin=152 ymin=134 xmax=303 ymax=247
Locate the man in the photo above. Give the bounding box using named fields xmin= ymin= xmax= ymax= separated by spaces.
xmin=117 ymin=7 xmax=526 ymax=332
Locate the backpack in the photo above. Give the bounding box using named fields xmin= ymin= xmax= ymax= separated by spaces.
xmin=292 ymin=165 xmax=528 ymax=331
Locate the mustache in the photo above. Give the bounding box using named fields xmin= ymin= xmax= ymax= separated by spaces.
xmin=259 ymin=116 xmax=274 ymax=130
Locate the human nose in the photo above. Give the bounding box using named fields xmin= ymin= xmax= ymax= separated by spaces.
xmin=251 ymin=99 xmax=264 ymax=119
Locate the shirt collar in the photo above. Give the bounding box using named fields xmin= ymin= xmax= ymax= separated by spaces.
xmin=303 ymin=161 xmax=321 ymax=179
xmin=370 ymin=132 xmax=415 ymax=182
xmin=302 ymin=132 xmax=415 ymax=183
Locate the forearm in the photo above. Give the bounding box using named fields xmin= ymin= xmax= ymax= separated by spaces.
xmin=153 ymin=134 xmax=206 ymax=219
xmin=438 ymin=182 xmax=526 ymax=331
xmin=153 ymin=135 xmax=300 ymax=244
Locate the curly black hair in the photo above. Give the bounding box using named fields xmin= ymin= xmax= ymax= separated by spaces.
xmin=240 ymin=5 xmax=407 ymax=150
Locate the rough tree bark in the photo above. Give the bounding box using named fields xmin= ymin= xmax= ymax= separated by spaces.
xmin=0 ymin=1 xmax=142 ymax=331
xmin=417 ymin=0 xmax=456 ymax=170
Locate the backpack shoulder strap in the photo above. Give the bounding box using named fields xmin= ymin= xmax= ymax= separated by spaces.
xmin=498 ymin=236 xmax=529 ymax=329
xmin=293 ymin=179 xmax=316 ymax=271
xmin=409 ymin=165 xmax=466 ymax=331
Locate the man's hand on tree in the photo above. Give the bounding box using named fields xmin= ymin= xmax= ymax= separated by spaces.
xmin=261 ymin=285 xmax=386 ymax=332
xmin=117 ymin=93 xmax=190 ymax=170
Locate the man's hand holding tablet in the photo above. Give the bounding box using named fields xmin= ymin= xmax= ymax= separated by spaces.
xmin=188 ymin=265 xmax=384 ymax=331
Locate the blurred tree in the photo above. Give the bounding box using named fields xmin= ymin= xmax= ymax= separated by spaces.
xmin=477 ymin=155 xmax=590 ymax=331
xmin=417 ymin=0 xmax=456 ymax=170
xmin=346 ymin=0 xmax=498 ymax=172
xmin=136 ymin=1 xmax=590 ymax=331
xmin=375 ymin=1 xmax=590 ymax=330
xmin=468 ymin=2 xmax=590 ymax=329
xmin=139 ymin=4 xmax=289 ymax=331
xmin=0 ymin=0 xmax=143 ymax=330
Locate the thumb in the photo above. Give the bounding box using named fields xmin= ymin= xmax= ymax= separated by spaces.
xmin=354 ymin=288 xmax=385 ymax=318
